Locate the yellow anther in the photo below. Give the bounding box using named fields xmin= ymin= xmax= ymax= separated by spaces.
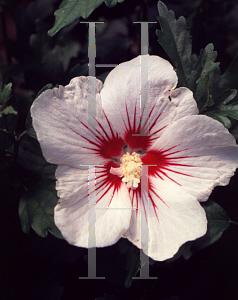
xmin=120 ymin=152 xmax=142 ymax=189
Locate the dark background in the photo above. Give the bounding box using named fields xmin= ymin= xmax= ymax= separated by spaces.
xmin=1 ymin=0 xmax=238 ymax=299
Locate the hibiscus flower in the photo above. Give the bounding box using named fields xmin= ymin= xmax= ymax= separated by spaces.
xmin=31 ymin=55 xmax=238 ymax=261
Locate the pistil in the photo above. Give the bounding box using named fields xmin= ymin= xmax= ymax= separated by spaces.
xmin=120 ymin=152 xmax=142 ymax=189
xmin=110 ymin=152 xmax=142 ymax=189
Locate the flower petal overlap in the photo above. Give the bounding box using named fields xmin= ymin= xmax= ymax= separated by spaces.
xmin=31 ymin=54 xmax=238 ymax=261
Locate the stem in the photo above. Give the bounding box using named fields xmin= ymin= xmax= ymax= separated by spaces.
xmin=12 ymin=135 xmax=19 ymax=165
xmin=230 ymin=220 xmax=238 ymax=226
xmin=13 ymin=130 xmax=27 ymax=165
xmin=17 ymin=130 xmax=27 ymax=142
xmin=200 ymin=81 xmax=213 ymax=114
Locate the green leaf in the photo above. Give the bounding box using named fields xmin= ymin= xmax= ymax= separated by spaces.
xmin=48 ymin=0 xmax=125 ymax=36
xmin=0 ymin=105 xmax=17 ymax=117
xmin=192 ymin=200 xmax=230 ymax=251
xmin=230 ymin=123 xmax=238 ymax=140
xmin=165 ymin=242 xmax=193 ymax=262
xmin=25 ymin=111 xmax=36 ymax=139
xmin=104 ymin=0 xmax=124 ymax=7
xmin=18 ymin=196 xmax=30 ymax=234
xmin=0 ymin=82 xmax=12 ymax=107
xmin=213 ymin=89 xmax=237 ymax=107
xmin=190 ymin=44 xmax=220 ymax=105
xmin=156 ymin=1 xmax=192 ymax=87
xmin=206 ymin=102 xmax=238 ymax=128
xmin=35 ymin=83 xmax=54 ymax=99
xmin=218 ymin=51 xmax=238 ymax=91
xmin=0 ymin=75 xmax=18 ymax=129
xmin=19 ymin=179 xmax=63 ymax=239
xmin=3 ymin=96 xmax=18 ymax=134
xmin=48 ymin=0 xmax=103 ymax=36
xmin=205 ymin=112 xmax=232 ymax=128
xmin=18 ymin=134 xmax=56 ymax=179
xmin=26 ymin=124 xmax=37 ymax=139
xmin=204 ymin=88 xmax=238 ymax=128
xmin=156 ymin=3 xmax=220 ymax=111
xmin=218 ymin=103 xmax=238 ymax=120
xmin=195 ymin=60 xmax=219 ymax=84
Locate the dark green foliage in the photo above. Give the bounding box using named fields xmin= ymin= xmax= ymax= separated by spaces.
xmin=205 ymin=89 xmax=238 ymax=128
xmin=19 ymin=179 xmax=63 ymax=238
xmin=0 ymin=75 xmax=17 ymax=118
xmin=157 ymin=1 xmax=192 ymax=88
xmin=217 ymin=52 xmax=238 ymax=92
xmin=157 ymin=1 xmax=238 ymax=130
xmin=17 ymin=134 xmax=57 ymax=180
xmin=190 ymin=44 xmax=220 ymax=107
xmin=157 ymin=2 xmax=220 ymax=111
xmin=194 ymin=200 xmax=230 ymax=251
xmin=48 ymin=0 xmax=126 ymax=36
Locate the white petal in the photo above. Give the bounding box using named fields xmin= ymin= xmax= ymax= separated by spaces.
xmin=148 ymin=115 xmax=238 ymax=202
xmin=146 ymin=87 xmax=199 ymax=141
xmin=54 ymin=165 xmax=132 ymax=247
xmin=169 ymin=87 xmax=199 ymax=121
xmin=100 ymin=55 xmax=198 ymax=149
xmin=101 ymin=55 xmax=177 ymax=137
xmin=31 ymin=76 xmax=125 ymax=167
xmin=124 ymin=180 xmax=207 ymax=261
